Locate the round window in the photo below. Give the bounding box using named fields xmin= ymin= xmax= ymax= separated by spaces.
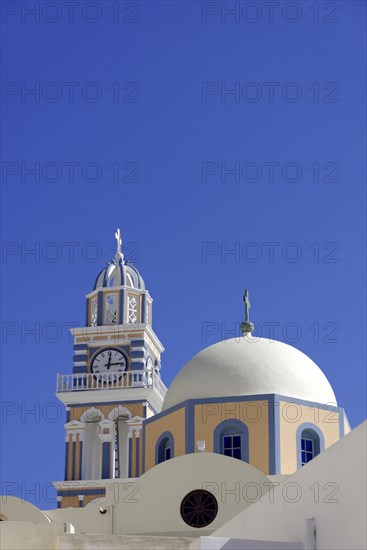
xmin=180 ymin=489 xmax=218 ymax=528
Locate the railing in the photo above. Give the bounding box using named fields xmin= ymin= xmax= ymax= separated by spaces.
xmin=56 ymin=370 xmax=167 ymax=397
xmin=152 ymin=371 xmax=168 ymax=397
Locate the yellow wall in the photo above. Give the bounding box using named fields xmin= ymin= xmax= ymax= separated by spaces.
xmin=60 ymin=492 xmax=105 ymax=509
xmin=194 ymin=401 xmax=269 ymax=474
xmin=279 ymin=402 xmax=340 ymax=474
xmin=60 ymin=495 xmax=79 ymax=509
xmin=144 ymin=407 xmax=185 ymax=472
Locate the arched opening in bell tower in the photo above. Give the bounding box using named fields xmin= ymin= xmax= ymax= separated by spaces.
xmin=113 ymin=415 xmax=130 ymax=479
xmin=108 ymin=406 xmax=133 ymax=479
xmin=82 ymin=408 xmax=104 ymax=480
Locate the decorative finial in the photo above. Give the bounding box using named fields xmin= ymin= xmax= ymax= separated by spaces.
xmin=114 ymin=228 xmax=124 ymax=262
xmin=240 ymin=289 xmax=254 ymax=335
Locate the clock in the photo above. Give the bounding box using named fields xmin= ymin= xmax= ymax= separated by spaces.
xmin=91 ymin=348 xmax=127 ymax=374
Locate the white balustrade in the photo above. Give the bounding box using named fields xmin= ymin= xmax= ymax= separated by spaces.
xmin=56 ymin=370 xmax=167 ymax=398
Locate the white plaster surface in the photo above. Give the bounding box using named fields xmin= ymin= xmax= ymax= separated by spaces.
xmin=211 ymin=421 xmax=367 ymax=550
xmin=163 ymin=337 xmax=337 ymax=410
xmin=48 ymin=452 xmax=273 ymax=536
xmin=0 ymin=496 xmax=50 ymax=523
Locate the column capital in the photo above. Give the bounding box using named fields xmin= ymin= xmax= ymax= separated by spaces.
xmin=99 ymin=419 xmax=115 ymax=430
xmin=127 ymin=416 xmax=144 ymax=437
xmin=99 ymin=433 xmax=114 ymax=443
xmin=64 ymin=420 xmax=85 ymax=442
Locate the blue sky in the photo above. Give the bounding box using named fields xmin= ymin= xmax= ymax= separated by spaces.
xmin=1 ymin=1 xmax=366 ymax=509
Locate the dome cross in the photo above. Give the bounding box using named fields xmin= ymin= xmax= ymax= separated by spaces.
xmin=114 ymin=228 xmax=124 ymax=262
xmin=244 ymin=289 xmax=251 ymax=322
xmin=240 ymin=289 xmax=254 ymax=335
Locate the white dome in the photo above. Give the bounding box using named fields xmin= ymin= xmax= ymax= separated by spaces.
xmin=162 ymin=337 xmax=337 ymax=411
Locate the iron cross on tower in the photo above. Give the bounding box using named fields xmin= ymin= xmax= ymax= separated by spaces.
xmin=114 ymin=228 xmax=123 ymax=261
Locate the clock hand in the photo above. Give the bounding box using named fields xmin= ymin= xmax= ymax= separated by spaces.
xmin=109 ymin=362 xmax=125 ymax=367
xmin=106 ymin=351 xmax=112 ymax=370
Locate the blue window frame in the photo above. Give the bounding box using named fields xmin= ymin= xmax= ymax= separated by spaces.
xmin=214 ymin=419 xmax=249 ymax=463
xmin=301 ymin=437 xmax=314 ymax=465
xmin=156 ymin=431 xmax=174 ymax=464
xmin=297 ymin=424 xmax=324 ymax=468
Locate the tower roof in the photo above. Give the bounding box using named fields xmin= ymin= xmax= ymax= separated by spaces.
xmin=94 ymin=260 xmax=145 ymax=290
xmin=93 ymin=228 xmax=145 ymax=290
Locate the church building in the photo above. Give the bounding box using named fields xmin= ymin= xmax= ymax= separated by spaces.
xmin=1 ymin=230 xmax=365 ymax=550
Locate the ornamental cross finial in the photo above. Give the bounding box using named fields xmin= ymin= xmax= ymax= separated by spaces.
xmin=114 ymin=228 xmax=123 ymax=261
xmin=240 ymin=289 xmax=254 ymax=335
xmin=244 ymin=289 xmax=251 ymax=322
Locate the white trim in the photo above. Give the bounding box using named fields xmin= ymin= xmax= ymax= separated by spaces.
xmin=64 ymin=420 xmax=85 ymax=441
xmin=108 ymin=406 xmax=132 ymax=421
xmin=80 ymin=407 xmax=105 ymax=423
xmin=70 ymin=323 xmax=164 ymax=353
xmin=98 ymin=433 xmax=114 ymax=443
xmin=56 ymin=387 xmax=165 ymax=414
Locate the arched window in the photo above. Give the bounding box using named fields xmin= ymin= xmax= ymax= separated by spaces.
xmin=213 ymin=419 xmax=249 ymax=463
xmin=126 ymin=273 xmax=133 ymax=287
xmin=90 ymin=296 xmax=98 ymax=327
xmin=156 ymin=432 xmax=174 ymax=464
xmin=104 ymin=293 xmax=119 ymax=325
xmin=297 ymin=423 xmax=325 ymax=468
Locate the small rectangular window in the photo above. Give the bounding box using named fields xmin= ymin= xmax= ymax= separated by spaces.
xmin=222 ymin=434 xmax=242 ymax=460
xmin=127 ymin=294 xmax=139 ymax=324
xmin=301 ymin=437 xmax=314 ymax=466
xmin=104 ymin=293 xmax=119 ymax=325
xmin=90 ymin=297 xmax=98 ymax=327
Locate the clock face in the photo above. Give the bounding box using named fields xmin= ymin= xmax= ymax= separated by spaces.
xmin=91 ymin=348 xmax=127 ymax=374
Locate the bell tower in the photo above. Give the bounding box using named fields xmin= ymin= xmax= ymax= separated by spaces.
xmin=54 ymin=230 xmax=167 ymax=509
